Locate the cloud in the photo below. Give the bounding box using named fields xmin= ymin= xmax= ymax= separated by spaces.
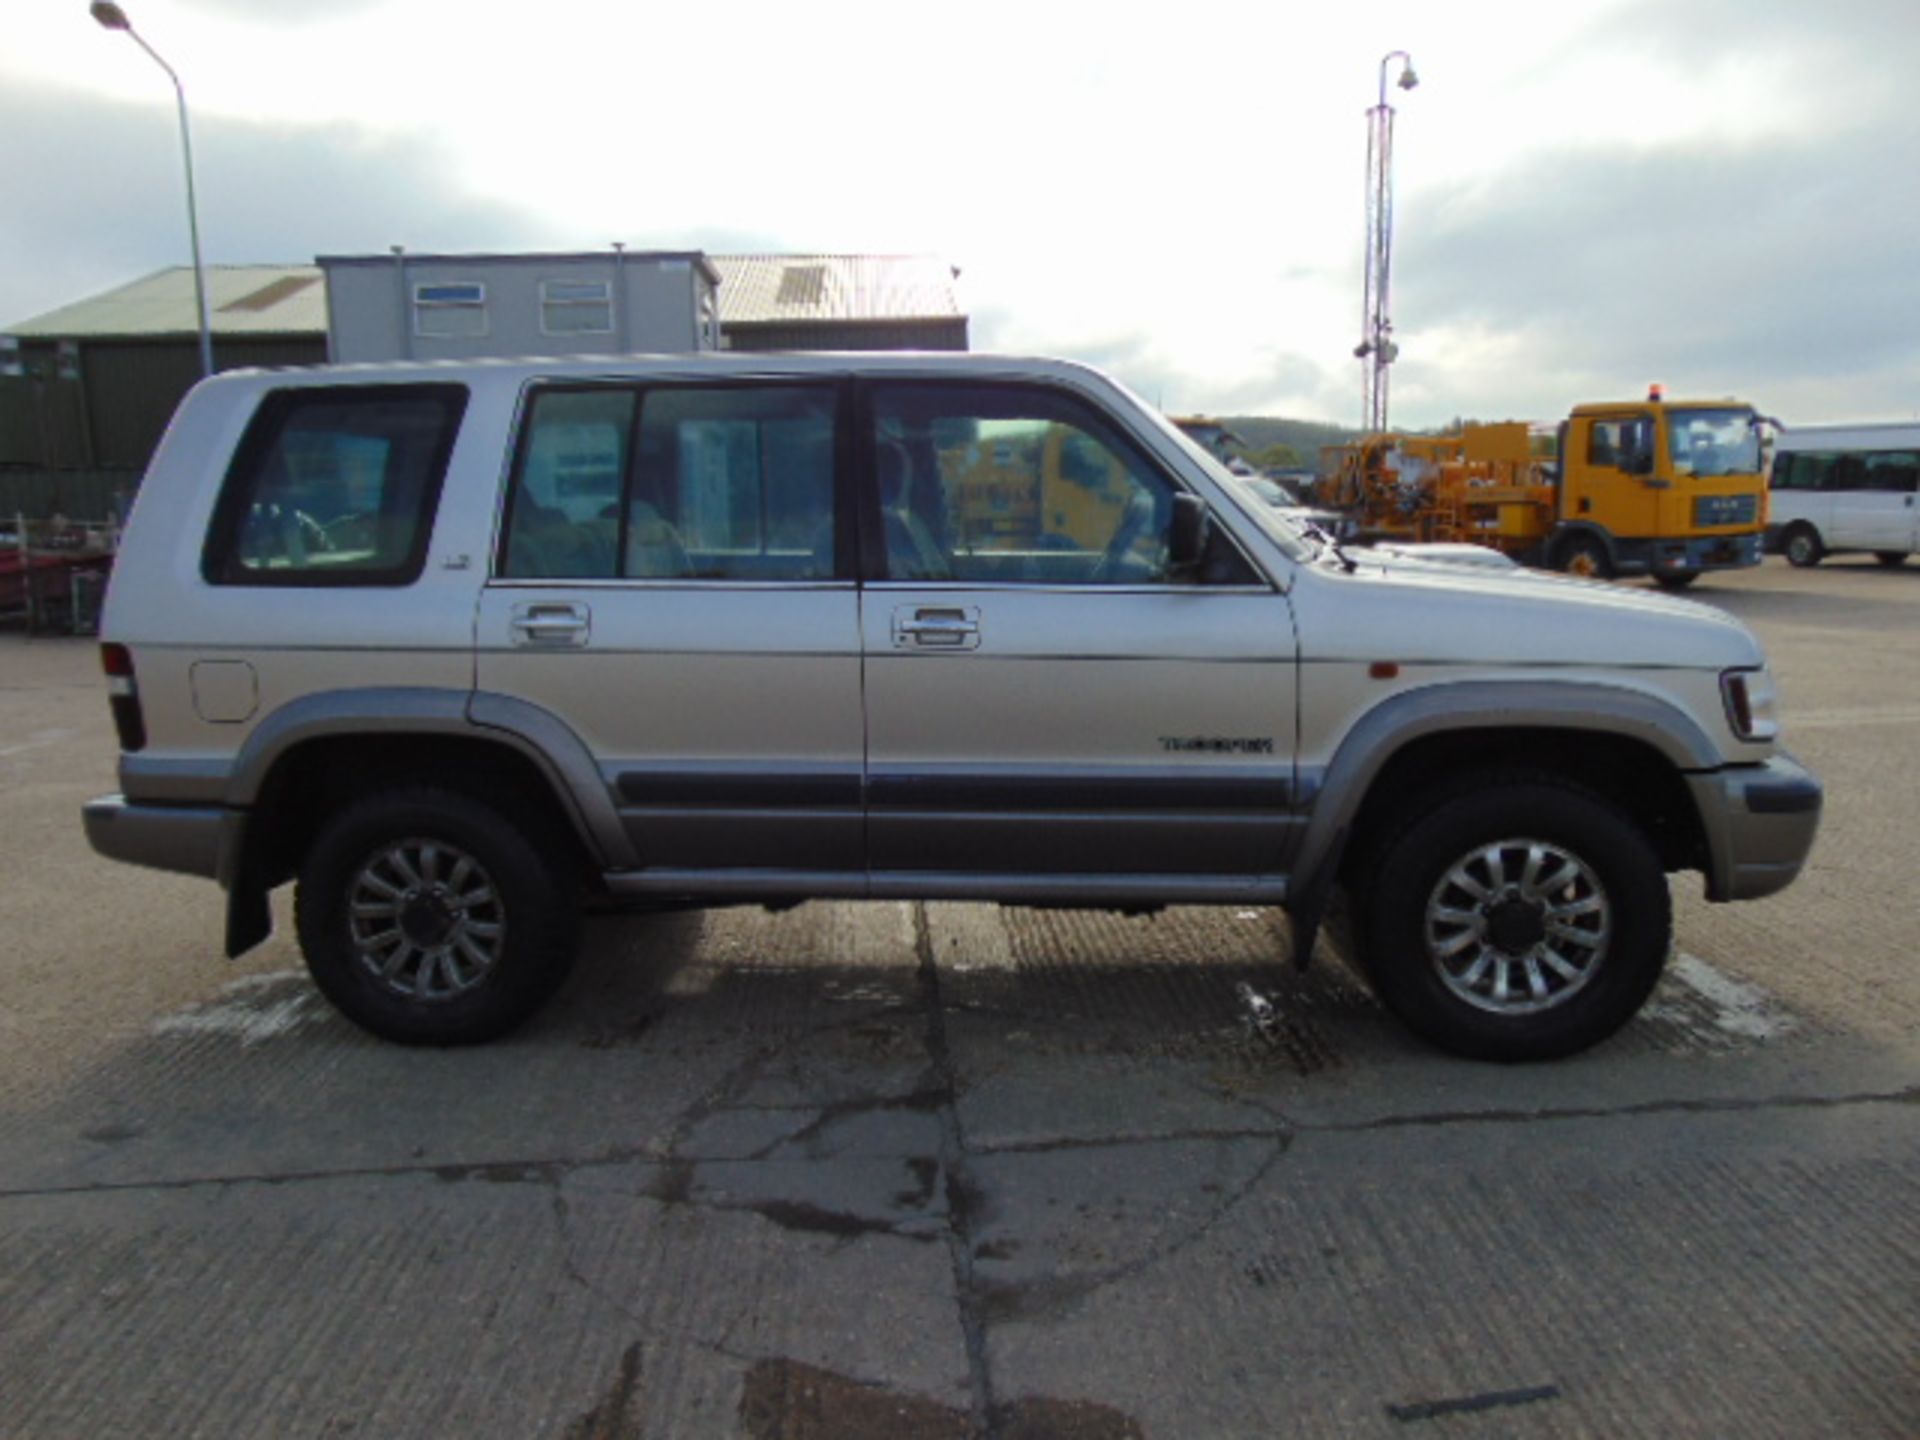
xmin=0 ymin=81 xmax=543 ymax=326
xmin=1397 ymin=120 xmax=1920 ymax=422
xmin=0 ymin=80 xmax=811 ymax=330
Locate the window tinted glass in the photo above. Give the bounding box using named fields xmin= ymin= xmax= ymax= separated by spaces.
xmin=1587 ymin=417 xmax=1650 ymax=469
xmin=635 ymin=387 xmax=836 ymax=580
xmin=502 ymin=388 xmax=633 ymax=579
xmin=871 ymin=385 xmax=1184 ymax=585
xmin=1864 ymin=451 xmax=1920 ymax=493
xmin=204 ymin=384 xmax=466 ymax=586
xmin=500 ymin=384 xmax=838 ymax=582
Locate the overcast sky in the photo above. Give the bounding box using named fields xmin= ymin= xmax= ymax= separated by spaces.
xmin=6 ymin=0 xmax=1916 ymax=427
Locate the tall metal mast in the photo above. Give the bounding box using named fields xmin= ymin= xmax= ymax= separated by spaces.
xmin=1356 ymin=50 xmax=1418 ymax=434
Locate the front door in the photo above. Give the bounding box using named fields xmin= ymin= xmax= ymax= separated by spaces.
xmin=1570 ymin=412 xmax=1660 ymax=541
xmin=855 ymin=380 xmax=1298 ymax=889
xmin=475 ymin=380 xmax=864 ymax=878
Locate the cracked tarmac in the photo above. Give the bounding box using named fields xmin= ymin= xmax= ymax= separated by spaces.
xmin=3 ymin=559 xmax=1919 ymax=1438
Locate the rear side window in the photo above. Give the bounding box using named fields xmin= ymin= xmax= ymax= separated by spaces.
xmin=500 ymin=383 xmax=838 ymax=582
xmin=203 ymin=384 xmax=467 ymax=586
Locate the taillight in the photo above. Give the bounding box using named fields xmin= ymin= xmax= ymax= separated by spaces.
xmin=99 ymin=643 xmax=146 ymax=752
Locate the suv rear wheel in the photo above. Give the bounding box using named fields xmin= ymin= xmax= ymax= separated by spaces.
xmin=1356 ymin=777 xmax=1670 ymax=1061
xmin=295 ymin=787 xmax=580 ymax=1045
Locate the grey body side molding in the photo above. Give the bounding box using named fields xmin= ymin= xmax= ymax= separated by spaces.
xmin=1281 ymin=679 xmax=1723 ymax=962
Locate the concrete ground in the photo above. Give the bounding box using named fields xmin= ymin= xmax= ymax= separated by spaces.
xmin=0 ymin=555 xmax=1914 ymax=1439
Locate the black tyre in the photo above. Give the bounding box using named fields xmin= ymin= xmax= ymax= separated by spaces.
xmin=1356 ymin=777 xmax=1671 ymax=1062
xmin=295 ymin=787 xmax=581 ymax=1045
xmin=1782 ymin=525 xmax=1824 ymax=568
xmin=1651 ymin=569 xmax=1699 ymax=590
xmin=1872 ymin=550 xmax=1908 ymax=568
xmin=1555 ymin=533 xmax=1613 ymax=580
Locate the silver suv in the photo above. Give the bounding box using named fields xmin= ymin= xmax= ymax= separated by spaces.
xmin=83 ymin=354 xmax=1821 ymax=1059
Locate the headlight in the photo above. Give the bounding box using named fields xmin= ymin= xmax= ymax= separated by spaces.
xmin=1721 ymin=666 xmax=1780 ymax=742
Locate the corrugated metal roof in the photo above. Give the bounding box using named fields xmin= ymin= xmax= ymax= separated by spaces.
xmin=10 ymin=253 xmax=967 ymax=338
xmin=8 ymin=265 xmax=326 ymax=338
xmin=714 ymin=254 xmax=962 ymax=325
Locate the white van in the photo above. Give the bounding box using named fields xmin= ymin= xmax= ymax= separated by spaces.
xmin=1768 ymin=422 xmax=1920 ymax=567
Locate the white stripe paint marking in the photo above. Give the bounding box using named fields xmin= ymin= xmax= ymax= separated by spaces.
xmin=1644 ymin=952 xmax=1798 ymax=1043
xmin=0 ymin=727 xmax=76 ymax=758
xmin=153 ymin=971 xmax=324 ymax=1046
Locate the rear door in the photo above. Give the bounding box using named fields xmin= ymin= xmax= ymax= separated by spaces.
xmin=854 ymin=379 xmax=1299 ymax=891
xmin=475 ymin=378 xmax=865 ymax=880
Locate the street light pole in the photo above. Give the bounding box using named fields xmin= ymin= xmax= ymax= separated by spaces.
xmin=91 ymin=1 xmax=214 ymax=379
xmin=1355 ymin=49 xmax=1418 ymax=434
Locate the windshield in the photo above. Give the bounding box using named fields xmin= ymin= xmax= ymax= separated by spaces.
xmin=1668 ymin=407 xmax=1761 ymax=477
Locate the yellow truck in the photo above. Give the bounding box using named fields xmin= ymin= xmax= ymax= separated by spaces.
xmin=1324 ymin=392 xmax=1770 ymax=588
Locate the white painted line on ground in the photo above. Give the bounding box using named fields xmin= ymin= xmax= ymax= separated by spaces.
xmin=152 ymin=970 xmax=324 ymax=1046
xmin=1645 ymin=952 xmax=1799 ymax=1043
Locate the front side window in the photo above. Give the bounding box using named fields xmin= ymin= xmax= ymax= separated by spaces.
xmin=500 ymin=383 xmax=837 ymax=582
xmin=204 ymin=384 xmax=467 ymax=586
xmin=869 ymin=385 xmax=1187 ymax=585
xmin=1668 ymin=407 xmax=1761 ymax=476
xmin=1587 ymin=415 xmax=1652 ymax=470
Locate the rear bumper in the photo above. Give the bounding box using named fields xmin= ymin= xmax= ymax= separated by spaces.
xmin=83 ymin=794 xmax=230 ymax=883
xmin=1687 ymin=753 xmax=1823 ymax=901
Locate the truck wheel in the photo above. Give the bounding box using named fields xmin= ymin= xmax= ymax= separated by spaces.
xmin=1357 ymin=777 xmax=1670 ymax=1062
xmin=1555 ymin=534 xmax=1613 ymax=580
xmin=1873 ymin=551 xmax=1908 ymax=568
xmin=1651 ymin=570 xmax=1699 ymax=590
xmin=295 ymin=787 xmax=580 ymax=1045
xmin=1782 ymin=525 xmax=1824 ymax=568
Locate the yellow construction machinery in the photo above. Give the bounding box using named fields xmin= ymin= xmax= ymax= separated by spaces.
xmin=1322 ymin=392 xmax=1770 ymax=588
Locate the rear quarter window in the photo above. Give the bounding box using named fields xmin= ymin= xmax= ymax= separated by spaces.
xmin=202 ymin=384 xmax=468 ymax=586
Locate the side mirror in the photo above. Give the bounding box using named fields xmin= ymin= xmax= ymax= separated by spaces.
xmin=1625 ymin=447 xmax=1655 ymax=477
xmin=1169 ymin=493 xmax=1210 ymax=576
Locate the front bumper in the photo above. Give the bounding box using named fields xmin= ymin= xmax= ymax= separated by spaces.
xmin=1650 ymin=532 xmax=1764 ymax=576
xmin=1686 ymin=752 xmax=1823 ymax=901
xmin=83 ymin=794 xmax=230 ymax=883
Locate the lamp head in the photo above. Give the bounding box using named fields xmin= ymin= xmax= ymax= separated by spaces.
xmin=90 ymin=2 xmax=132 ymax=30
xmin=1398 ymin=63 xmax=1419 ymax=91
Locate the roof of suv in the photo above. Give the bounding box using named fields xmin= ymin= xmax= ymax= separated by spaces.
xmin=208 ymin=351 xmax=1113 ymax=390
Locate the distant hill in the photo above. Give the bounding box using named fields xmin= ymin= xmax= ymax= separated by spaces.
xmin=1214 ymin=415 xmax=1361 ymax=470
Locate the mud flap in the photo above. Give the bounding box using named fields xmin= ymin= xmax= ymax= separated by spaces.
xmin=1282 ymin=823 xmax=1351 ymax=970
xmin=225 ymin=877 xmax=273 ymax=958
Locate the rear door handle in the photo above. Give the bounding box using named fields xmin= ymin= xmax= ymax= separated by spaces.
xmin=510 ymin=601 xmax=591 ymax=647
xmin=892 ymin=605 xmax=980 ymax=650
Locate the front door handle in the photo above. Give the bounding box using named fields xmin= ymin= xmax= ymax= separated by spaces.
xmin=892 ymin=605 xmax=980 ymax=650
xmin=510 ymin=601 xmax=591 ymax=647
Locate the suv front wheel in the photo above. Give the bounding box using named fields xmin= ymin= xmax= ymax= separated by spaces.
xmin=295 ymin=787 xmax=581 ymax=1045
xmin=1356 ymin=777 xmax=1670 ymax=1061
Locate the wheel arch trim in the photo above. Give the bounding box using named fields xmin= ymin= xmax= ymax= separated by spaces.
xmin=1283 ymin=680 xmax=1718 ymax=952
xmin=224 ymin=687 xmax=636 ymax=869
